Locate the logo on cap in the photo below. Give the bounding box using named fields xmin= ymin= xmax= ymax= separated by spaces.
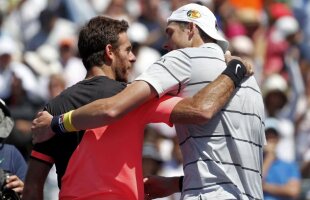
xmin=187 ymin=10 xmax=201 ymax=19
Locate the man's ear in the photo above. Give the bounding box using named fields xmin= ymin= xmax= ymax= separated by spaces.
xmin=188 ymin=22 xmax=195 ymax=39
xmin=104 ymin=44 xmax=114 ymax=61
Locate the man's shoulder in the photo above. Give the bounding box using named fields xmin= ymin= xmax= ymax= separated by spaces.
xmin=45 ymin=76 xmax=126 ymax=114
xmin=163 ymin=45 xmax=223 ymax=59
xmin=66 ymin=76 xmax=126 ymax=94
xmin=163 ymin=49 xmax=191 ymax=59
xmin=182 ymin=43 xmax=224 ymax=58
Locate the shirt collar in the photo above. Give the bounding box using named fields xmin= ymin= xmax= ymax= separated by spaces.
xmin=200 ymin=43 xmax=224 ymax=52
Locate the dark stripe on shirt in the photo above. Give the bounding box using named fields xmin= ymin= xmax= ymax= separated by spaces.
xmin=167 ymin=56 xmax=189 ymax=67
xmin=177 ymin=49 xmax=225 ymax=62
xmin=179 ymin=134 xmax=263 ymax=148
xmin=154 ymin=62 xmax=182 ymax=95
xmin=183 ymin=181 xmax=235 ymax=192
xmin=221 ymin=109 xmax=264 ymax=125
xmin=177 ymin=49 xmax=191 ymax=59
xmin=187 ymin=81 xmax=212 ymax=86
xmin=191 ymin=56 xmax=225 ymax=63
xmin=183 ymin=181 xmax=262 ymax=200
xmin=201 ymin=46 xmax=219 ymax=51
xmin=239 ymin=85 xmax=261 ymax=94
xmin=187 ymin=81 xmax=261 ymax=94
xmin=183 ymin=158 xmax=262 ymax=177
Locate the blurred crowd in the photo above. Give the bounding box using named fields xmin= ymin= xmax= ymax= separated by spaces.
xmin=0 ymin=0 xmax=310 ymax=199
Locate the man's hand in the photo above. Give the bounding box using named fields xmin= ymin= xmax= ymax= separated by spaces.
xmin=5 ymin=175 xmax=24 ymax=194
xmin=144 ymin=175 xmax=180 ymax=199
xmin=31 ymin=111 xmax=54 ymax=144
xmin=225 ymin=51 xmax=254 ymax=76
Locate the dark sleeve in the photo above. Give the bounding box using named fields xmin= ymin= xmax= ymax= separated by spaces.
xmin=31 ymin=139 xmax=56 ymax=165
xmin=30 ymin=104 xmax=56 ymax=164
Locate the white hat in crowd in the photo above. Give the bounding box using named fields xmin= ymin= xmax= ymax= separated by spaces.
xmin=262 ymin=74 xmax=288 ymax=97
xmin=230 ymin=35 xmax=254 ymax=56
xmin=0 ymin=99 xmax=14 ymax=138
xmin=167 ymin=3 xmax=228 ymax=52
xmin=271 ymin=16 xmax=299 ymax=42
xmin=0 ymin=36 xmax=17 ymax=56
xmin=264 ymin=117 xmax=280 ymax=133
xmin=127 ymin=22 xmax=149 ymax=44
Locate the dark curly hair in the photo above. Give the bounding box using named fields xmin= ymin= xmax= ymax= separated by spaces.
xmin=78 ymin=16 xmax=129 ymax=70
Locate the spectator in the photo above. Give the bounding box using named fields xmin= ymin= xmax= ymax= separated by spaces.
xmin=263 ymin=117 xmax=301 ymax=200
xmin=137 ymin=0 xmax=167 ymax=54
xmin=0 ymin=98 xmax=27 ymax=198
xmin=103 ymin=0 xmax=132 ymax=22
xmin=48 ymin=74 xmax=66 ymax=99
xmin=0 ymin=36 xmax=39 ymax=101
xmin=58 ymin=37 xmax=86 ymax=87
xmin=262 ymin=74 xmax=296 ymax=162
xmin=264 ymin=16 xmax=299 ymax=77
xmin=25 ymin=8 xmax=77 ymax=51
xmin=127 ymin=21 xmax=161 ymax=81
xmin=0 ymin=36 xmax=43 ymax=159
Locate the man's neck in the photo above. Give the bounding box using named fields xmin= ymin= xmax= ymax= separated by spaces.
xmin=192 ymin=34 xmax=204 ymax=47
xmin=85 ymin=65 xmax=115 ymax=80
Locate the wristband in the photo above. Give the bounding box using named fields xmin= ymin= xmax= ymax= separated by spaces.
xmin=50 ymin=111 xmax=78 ymax=135
xmin=63 ymin=110 xmax=78 ymax=132
xmin=222 ymin=59 xmax=246 ymax=87
xmin=179 ymin=176 xmax=184 ymax=192
xmin=51 ymin=114 xmax=66 ymax=135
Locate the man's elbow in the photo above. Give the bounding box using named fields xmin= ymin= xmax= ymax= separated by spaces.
xmin=171 ymin=101 xmax=215 ymax=124
xmin=95 ymin=102 xmax=124 ymax=123
xmin=194 ymin=110 xmax=213 ymax=124
xmin=183 ymin=107 xmax=214 ymax=125
xmin=104 ymin=109 xmax=123 ymax=120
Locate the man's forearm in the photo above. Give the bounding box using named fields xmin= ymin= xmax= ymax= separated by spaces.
xmin=71 ymin=81 xmax=156 ymax=130
xmin=170 ymin=59 xmax=246 ymax=124
xmin=144 ymin=176 xmax=183 ymax=198
xmin=170 ymin=74 xmax=235 ymax=124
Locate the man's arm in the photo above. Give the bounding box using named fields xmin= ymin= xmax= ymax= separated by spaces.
xmin=31 ymin=80 xmax=158 ymax=143
xmin=22 ymin=159 xmax=52 ymax=200
xmin=170 ymin=73 xmax=235 ymax=124
xmin=72 ymin=54 xmax=250 ymax=127
xmin=144 ymin=176 xmax=181 ymax=199
xmin=72 ymin=80 xmax=157 ymax=129
xmin=32 ymin=54 xmax=252 ymax=143
xmin=263 ymin=180 xmax=301 ymax=199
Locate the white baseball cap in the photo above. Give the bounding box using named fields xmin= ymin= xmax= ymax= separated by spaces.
xmin=271 ymin=16 xmax=299 ymax=42
xmin=0 ymin=36 xmax=17 ymax=56
xmin=167 ymin=3 xmax=228 ymax=52
xmin=262 ymin=74 xmax=288 ymax=97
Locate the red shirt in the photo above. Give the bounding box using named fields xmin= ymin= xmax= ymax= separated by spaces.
xmin=59 ymin=95 xmax=182 ymax=200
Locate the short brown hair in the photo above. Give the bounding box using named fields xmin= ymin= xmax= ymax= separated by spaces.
xmin=78 ymin=16 xmax=129 ymax=70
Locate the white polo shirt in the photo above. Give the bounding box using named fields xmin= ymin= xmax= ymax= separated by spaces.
xmin=136 ymin=43 xmax=266 ymax=200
